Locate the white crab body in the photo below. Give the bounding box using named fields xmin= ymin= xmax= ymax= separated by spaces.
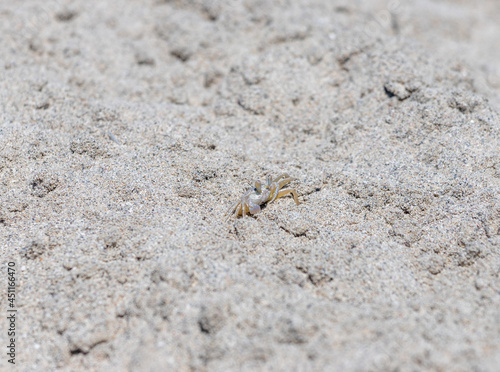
xmin=225 ymin=173 xmax=299 ymax=220
xmin=245 ymin=188 xmax=271 ymax=214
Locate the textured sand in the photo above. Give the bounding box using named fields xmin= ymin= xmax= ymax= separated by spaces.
xmin=1 ymin=0 xmax=500 ymax=371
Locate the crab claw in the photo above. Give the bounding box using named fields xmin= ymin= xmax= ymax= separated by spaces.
xmin=249 ymin=203 xmax=261 ymax=214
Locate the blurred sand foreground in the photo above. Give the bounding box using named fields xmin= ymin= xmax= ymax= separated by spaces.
xmin=1 ymin=0 xmax=499 ymax=371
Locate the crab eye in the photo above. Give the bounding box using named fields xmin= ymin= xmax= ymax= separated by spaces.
xmin=254 ymin=180 xmax=262 ymax=193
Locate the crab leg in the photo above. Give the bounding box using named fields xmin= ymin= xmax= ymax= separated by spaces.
xmin=274 ymin=188 xmax=300 ymax=205
xmin=278 ymin=177 xmax=294 ymax=188
xmin=269 ymin=177 xmax=296 ymax=203
xmin=225 ymin=200 xmax=240 ymax=219
xmin=266 ymin=175 xmax=273 ymax=187
xmin=224 ymin=203 xmax=238 ymax=221
xmin=243 ymin=203 xmax=251 ymax=216
xmin=272 ymin=173 xmax=291 ymax=183
xmin=269 ymin=185 xmax=279 ymax=202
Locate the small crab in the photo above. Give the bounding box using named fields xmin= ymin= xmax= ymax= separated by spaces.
xmin=225 ymin=173 xmax=299 ymax=220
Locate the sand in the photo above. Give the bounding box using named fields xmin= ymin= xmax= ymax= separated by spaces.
xmin=1 ymin=0 xmax=499 ymax=371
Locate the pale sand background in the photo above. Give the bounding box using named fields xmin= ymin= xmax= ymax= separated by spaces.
xmin=1 ymin=0 xmax=500 ymax=371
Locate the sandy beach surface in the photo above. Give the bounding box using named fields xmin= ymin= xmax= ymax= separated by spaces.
xmin=1 ymin=0 xmax=500 ymax=371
